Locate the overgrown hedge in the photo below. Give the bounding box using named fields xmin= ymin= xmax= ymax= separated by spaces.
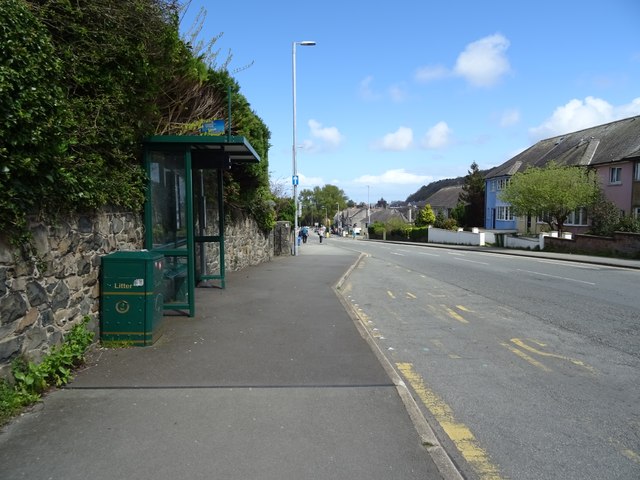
xmin=1 ymin=0 xmax=274 ymax=251
xmin=368 ymin=221 xmax=429 ymax=242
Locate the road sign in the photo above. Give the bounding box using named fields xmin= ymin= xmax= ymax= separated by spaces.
xmin=292 ymin=175 xmax=299 ymax=185
xmin=200 ymin=119 xmax=225 ymax=135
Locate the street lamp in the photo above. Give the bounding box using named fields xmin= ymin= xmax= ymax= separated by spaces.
xmin=292 ymin=40 xmax=316 ymax=256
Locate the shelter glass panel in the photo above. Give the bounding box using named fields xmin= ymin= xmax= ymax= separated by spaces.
xmin=162 ymin=255 xmax=189 ymax=306
xmin=193 ymin=168 xmax=222 ymax=282
xmin=148 ymin=150 xmax=188 ymax=249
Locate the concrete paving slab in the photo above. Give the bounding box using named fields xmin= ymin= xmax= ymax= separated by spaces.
xmin=0 ymin=387 xmax=441 ymax=480
xmin=0 ymin=241 xmax=446 ymax=479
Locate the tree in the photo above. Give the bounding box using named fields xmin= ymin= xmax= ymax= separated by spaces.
xmin=297 ymin=184 xmax=348 ymax=226
xmin=459 ymin=161 xmax=485 ymax=227
xmin=1 ymin=0 xmax=277 ymax=245
xmin=415 ymin=204 xmax=436 ymax=227
xmin=589 ymin=190 xmax=621 ymax=236
xmin=499 ymin=162 xmax=599 ymax=233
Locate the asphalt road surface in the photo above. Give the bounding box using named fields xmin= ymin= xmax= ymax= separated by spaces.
xmin=334 ymin=238 xmax=640 ymax=480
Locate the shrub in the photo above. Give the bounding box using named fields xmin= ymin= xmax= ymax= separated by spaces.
xmin=385 ymin=217 xmax=411 ymax=238
xmin=408 ymin=227 xmax=429 ymax=242
xmin=415 ymin=204 xmax=435 ymax=227
xmin=369 ymin=221 xmax=386 ymax=238
xmin=615 ymin=216 xmax=640 ymax=233
xmin=0 ymin=317 xmax=94 ymax=425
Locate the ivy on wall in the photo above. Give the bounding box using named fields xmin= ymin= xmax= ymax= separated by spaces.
xmin=0 ymin=0 xmax=274 ymax=252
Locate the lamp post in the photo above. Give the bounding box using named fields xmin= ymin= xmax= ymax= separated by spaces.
xmin=292 ymin=40 xmax=316 ymax=256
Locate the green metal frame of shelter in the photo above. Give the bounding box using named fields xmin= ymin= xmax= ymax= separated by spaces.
xmin=143 ymin=135 xmax=260 ymax=317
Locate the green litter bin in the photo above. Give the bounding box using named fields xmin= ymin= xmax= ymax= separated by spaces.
xmin=100 ymin=251 xmax=165 ymax=346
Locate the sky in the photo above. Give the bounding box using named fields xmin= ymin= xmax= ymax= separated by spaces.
xmin=179 ymin=0 xmax=640 ymax=204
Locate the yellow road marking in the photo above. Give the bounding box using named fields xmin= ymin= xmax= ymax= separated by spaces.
xmin=406 ymin=292 xmax=417 ymax=299
xmin=511 ymin=338 xmax=596 ymax=374
xmin=442 ymin=305 xmax=469 ymax=324
xmin=501 ymin=343 xmax=551 ymax=372
xmin=622 ymin=448 xmax=640 ymax=464
xmin=387 ymin=290 xmax=396 ymax=299
xmin=456 ymin=305 xmax=472 ymax=312
xmin=609 ymin=437 xmax=640 ymax=465
xmin=396 ymin=363 xmax=504 ymax=480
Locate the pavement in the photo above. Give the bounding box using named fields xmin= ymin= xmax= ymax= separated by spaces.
xmin=0 ymin=239 xmax=455 ymax=480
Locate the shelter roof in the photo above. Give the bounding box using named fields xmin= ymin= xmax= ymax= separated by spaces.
xmin=145 ymin=135 xmax=260 ymax=164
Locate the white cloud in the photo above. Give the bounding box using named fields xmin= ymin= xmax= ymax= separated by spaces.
xmin=389 ymin=83 xmax=409 ymax=102
xmin=617 ymin=97 xmax=640 ymax=118
xmin=421 ymin=121 xmax=452 ymax=149
xmin=358 ymin=75 xmax=380 ymax=100
xmin=454 ymin=33 xmax=511 ymax=87
xmin=298 ymin=173 xmax=324 ymax=188
xmin=360 ymin=76 xmax=410 ymax=102
xmin=353 ymin=169 xmax=432 ymax=185
xmin=374 ymin=126 xmax=414 ymax=151
xmin=499 ymin=108 xmax=520 ymax=127
xmin=414 ymin=65 xmax=449 ymax=83
xmin=529 ymin=96 xmax=640 ymax=141
xmin=308 ymin=119 xmax=344 ymax=149
xmin=299 ymin=139 xmax=316 ymax=152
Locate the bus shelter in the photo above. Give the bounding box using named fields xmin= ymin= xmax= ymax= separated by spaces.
xmin=143 ymin=135 xmax=260 ymax=317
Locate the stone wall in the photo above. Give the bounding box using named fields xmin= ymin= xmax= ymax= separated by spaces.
xmin=0 ymin=209 xmax=275 ymax=379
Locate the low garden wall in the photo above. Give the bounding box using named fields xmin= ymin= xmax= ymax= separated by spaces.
xmin=543 ymin=231 xmax=640 ymax=258
xmin=428 ymin=226 xmax=486 ymax=246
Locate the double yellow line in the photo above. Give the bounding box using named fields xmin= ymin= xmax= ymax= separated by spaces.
xmin=396 ymin=362 xmax=505 ymax=480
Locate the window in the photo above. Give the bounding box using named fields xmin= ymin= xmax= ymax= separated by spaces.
xmin=537 ymin=212 xmax=551 ymax=224
xmin=565 ymin=208 xmax=589 ymax=226
xmin=497 ymin=206 xmax=514 ymax=221
xmin=610 ymin=167 xmax=622 ymax=184
xmin=496 ymin=178 xmax=510 ymax=190
xmin=634 ymin=207 xmax=640 ymax=219
xmin=490 ymin=180 xmax=496 ymax=192
xmin=635 ymin=162 xmax=640 ymax=181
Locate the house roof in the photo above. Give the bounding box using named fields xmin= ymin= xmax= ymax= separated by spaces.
xmin=370 ymin=208 xmax=407 ymax=224
xmin=423 ymin=185 xmax=463 ymax=209
xmin=486 ymin=115 xmax=640 ymax=179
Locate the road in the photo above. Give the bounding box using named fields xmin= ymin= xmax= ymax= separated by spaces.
xmin=332 ymin=237 xmax=640 ymax=480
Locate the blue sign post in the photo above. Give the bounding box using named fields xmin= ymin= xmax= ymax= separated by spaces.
xmin=292 ymin=175 xmax=299 ymax=186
